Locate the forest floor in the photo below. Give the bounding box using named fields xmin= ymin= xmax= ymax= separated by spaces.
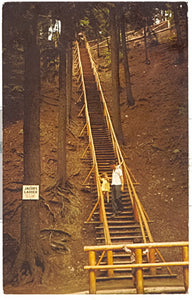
xmin=3 ymin=28 xmax=188 ymax=294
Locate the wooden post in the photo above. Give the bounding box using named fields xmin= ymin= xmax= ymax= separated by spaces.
xmin=82 ymin=165 xmax=94 ymax=185
xmin=133 ymin=201 xmax=139 ymax=222
xmin=99 ymin=199 xmax=103 ymax=222
xmin=149 ymin=248 xmax=156 ymax=275
xmin=135 ymin=248 xmax=144 ymax=294
xmin=182 ymin=246 xmax=189 ymax=292
xmin=107 ymin=250 xmax=114 ymax=277
xmin=79 ymin=123 xmax=87 ymax=137
xmin=89 ymin=250 xmax=96 ymax=294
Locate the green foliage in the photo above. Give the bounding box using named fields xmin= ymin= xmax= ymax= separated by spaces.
xmin=166 ymin=9 xmax=174 ymax=23
xmin=124 ymin=2 xmax=173 ymax=32
xmin=11 ymin=85 xmax=24 ymax=93
xmin=103 ymin=49 xmax=111 ymax=66
xmin=80 ymin=16 xmax=95 ymax=39
xmin=78 ymin=3 xmax=110 ymax=40
xmin=80 ymin=17 xmax=89 ymax=28
xmin=178 ymin=104 xmax=187 ymax=116
xmin=119 ymin=50 xmax=123 ymax=63
xmin=41 ymin=44 xmax=59 ymax=81
xmin=102 ymin=48 xmax=123 ymax=67
xmin=167 ymin=34 xmax=177 ymax=48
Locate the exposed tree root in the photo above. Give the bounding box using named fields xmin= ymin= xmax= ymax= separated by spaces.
xmin=40 ymin=228 xmax=71 ymax=237
xmin=11 ymin=245 xmax=44 ymax=286
xmin=40 ymin=197 xmax=56 ymax=221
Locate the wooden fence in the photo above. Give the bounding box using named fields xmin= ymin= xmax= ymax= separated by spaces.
xmin=84 ymin=241 xmax=189 ymax=294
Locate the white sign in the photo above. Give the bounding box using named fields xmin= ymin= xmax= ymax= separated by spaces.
xmin=22 ymin=185 xmax=39 ymax=200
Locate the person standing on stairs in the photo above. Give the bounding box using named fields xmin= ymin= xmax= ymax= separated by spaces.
xmin=100 ymin=172 xmax=110 ymax=203
xmin=78 ymin=32 xmax=84 ymax=46
xmin=110 ymin=160 xmax=124 ymax=216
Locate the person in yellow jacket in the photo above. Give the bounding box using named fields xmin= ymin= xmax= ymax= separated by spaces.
xmin=100 ymin=172 xmax=110 ymax=203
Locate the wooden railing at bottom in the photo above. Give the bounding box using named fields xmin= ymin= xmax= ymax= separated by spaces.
xmin=84 ymin=241 xmax=189 ymax=294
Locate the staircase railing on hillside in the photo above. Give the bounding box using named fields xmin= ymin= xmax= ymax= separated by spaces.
xmin=90 ymin=20 xmax=170 ymax=51
xmin=75 ymin=41 xmax=114 ymax=276
xmin=74 ymin=37 xmax=179 ymax=278
xmin=82 ymin=36 xmax=181 ymax=276
xmin=84 ymin=36 xmax=154 ymax=245
xmin=84 ymin=241 xmax=189 ymax=294
xmin=74 ymin=37 xmax=188 ymax=292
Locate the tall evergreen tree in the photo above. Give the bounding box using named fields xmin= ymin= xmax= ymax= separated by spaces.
xmin=110 ymin=5 xmax=124 ymax=144
xmin=10 ymin=3 xmax=44 ymax=284
xmin=57 ymin=16 xmax=67 ymax=187
xmin=56 ymin=2 xmax=76 ymax=186
xmin=66 ymin=39 xmax=73 ymax=124
xmin=120 ymin=5 xmax=135 ymax=106
xmin=172 ymin=2 xmax=187 ymax=64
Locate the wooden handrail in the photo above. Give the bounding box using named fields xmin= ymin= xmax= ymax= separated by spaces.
xmin=84 ymin=36 xmax=153 ymax=244
xmin=83 ymin=38 xmax=188 ymax=279
xmin=90 ymin=21 xmax=169 ymax=51
xmin=84 ymin=241 xmax=189 ymax=251
xmin=75 ymin=41 xmax=189 ymax=294
xmin=75 ymin=41 xmax=111 ymax=246
xmin=85 ymin=261 xmax=188 ymax=270
xmin=84 ymin=242 xmax=189 ymax=294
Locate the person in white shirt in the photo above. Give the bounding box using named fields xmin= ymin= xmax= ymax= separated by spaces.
xmin=110 ymin=160 xmax=124 ymax=216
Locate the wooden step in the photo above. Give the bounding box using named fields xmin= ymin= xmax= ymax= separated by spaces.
xmin=88 ymin=219 xmax=137 ymax=225
xmin=96 ymin=273 xmax=177 ymax=281
xmin=96 ymin=224 xmax=141 ymax=230
xmin=96 ymin=235 xmax=143 ymax=242
xmin=100 ymin=229 xmax=142 ymax=235
xmin=93 ymin=211 xmax=134 ymax=217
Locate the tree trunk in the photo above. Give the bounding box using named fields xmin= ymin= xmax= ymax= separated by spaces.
xmin=66 ymin=40 xmax=73 ymax=125
xmin=110 ymin=6 xmax=124 ymax=145
xmin=96 ymin=39 xmax=100 ymax=58
xmin=116 ymin=10 xmax=121 ymax=91
xmin=12 ymin=13 xmax=44 ymax=284
xmin=57 ymin=20 xmax=67 ymax=187
xmin=107 ymin=36 xmax=110 ymax=51
xmin=120 ymin=11 xmax=135 ymax=106
xmin=144 ymin=24 xmax=150 ymax=65
xmin=183 ymin=3 xmax=188 ymax=47
xmin=172 ymin=3 xmax=185 ymax=63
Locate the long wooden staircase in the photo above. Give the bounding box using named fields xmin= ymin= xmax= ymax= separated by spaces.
xmin=73 ymin=38 xmax=188 ymax=294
